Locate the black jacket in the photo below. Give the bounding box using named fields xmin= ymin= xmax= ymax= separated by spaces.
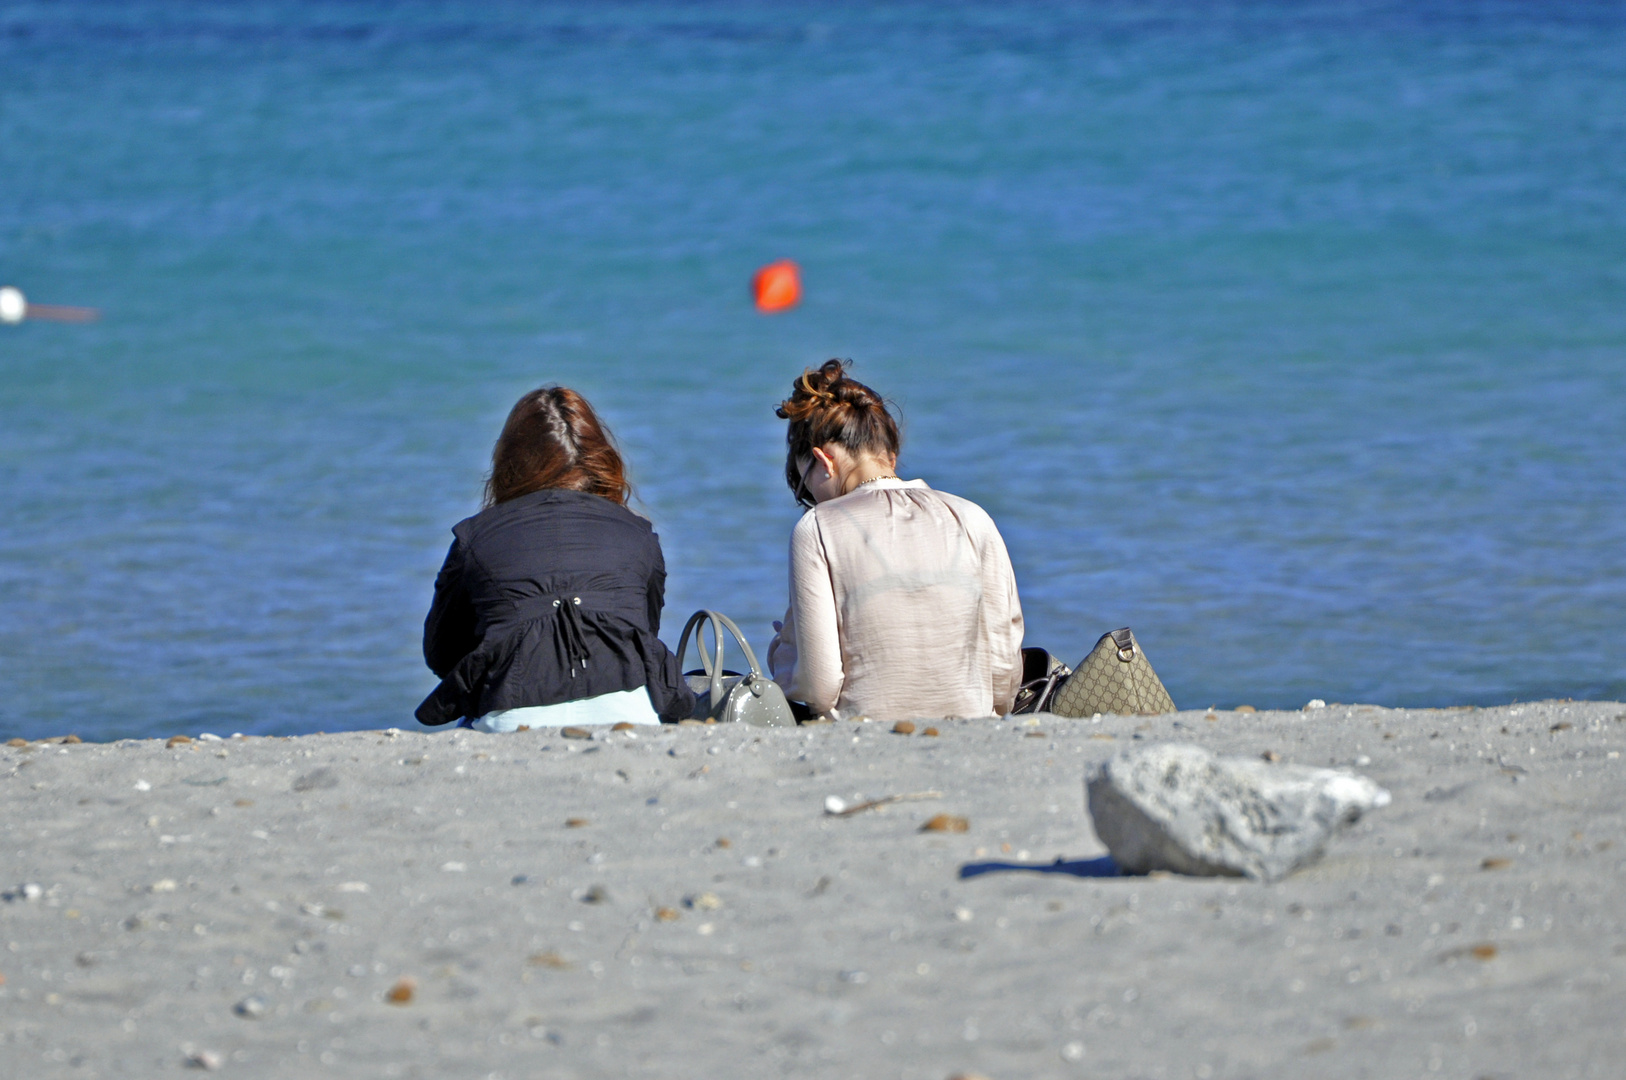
xmin=416 ymin=489 xmax=695 ymax=725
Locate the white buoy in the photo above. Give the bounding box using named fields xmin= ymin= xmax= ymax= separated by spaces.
xmin=0 ymin=285 xmax=26 ymax=325
xmin=0 ymin=287 xmax=98 ymax=323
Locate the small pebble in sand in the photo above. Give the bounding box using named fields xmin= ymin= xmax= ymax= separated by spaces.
xmin=61 ymin=734 xmax=81 ymax=744
xmin=529 ymin=951 xmax=571 ymax=969
xmin=1061 ymin=1040 xmax=1086 ymax=1062
xmin=1260 ymin=750 xmax=1281 ymax=763
xmin=149 ymin=879 xmax=178 ymax=893
xmin=561 ymin=727 xmax=593 ymax=739
xmin=655 ymin=907 xmax=681 ymax=922
xmin=689 ymin=891 xmax=722 ymax=910
xmin=440 ymin=862 xmax=466 ymax=873
xmin=1304 ymin=699 xmax=1327 ymax=710
xmin=947 ymin=1071 xmax=993 ymax=1080
xmin=184 ymin=1048 xmax=223 ymax=1070
xmin=197 ymin=733 xmax=222 ymax=742
xmin=1471 ymin=943 xmax=1498 ymax=960
xmin=580 ymin=885 xmax=609 ymax=904
xmin=1025 ymin=731 xmax=1046 ymax=738
xmin=892 ymin=721 xmax=916 ymax=735
xmin=921 ymin=814 xmax=970 ymax=833
xmin=715 ymin=837 xmax=731 ymax=848
xmin=611 ymin=722 xmax=637 ymax=731
xmin=1235 ymin=705 xmax=1257 ymax=713
xmin=6 ymin=738 xmax=26 ymax=747
xmin=134 ymin=780 xmax=151 ymax=791
xmin=1550 ymin=721 xmax=1572 ymax=732
xmin=1482 ymin=857 xmax=1512 ymax=870
xmin=386 ymin=977 xmax=416 ymax=1004
xmin=166 ymin=735 xmax=192 ymax=748
xmin=565 ymin=817 xmax=589 ymax=828
xmin=337 ymin=882 xmax=369 ymax=893
xmin=233 ymin=995 xmax=267 ymax=1019
xmin=922 ymin=727 xmax=939 ymax=737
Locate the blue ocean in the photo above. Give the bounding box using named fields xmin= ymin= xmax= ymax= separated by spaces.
xmin=3 ymin=1 xmax=1623 ymax=740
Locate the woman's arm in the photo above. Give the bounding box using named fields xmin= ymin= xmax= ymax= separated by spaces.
xmin=642 ymin=537 xmax=698 ymax=722
xmin=783 ymin=512 xmax=844 ymax=716
xmin=979 ymin=517 xmax=1025 ymax=715
xmin=423 ymin=539 xmax=478 ymax=678
xmin=646 ymin=545 xmax=668 ymax=638
xmin=767 ymin=607 xmax=796 ymax=684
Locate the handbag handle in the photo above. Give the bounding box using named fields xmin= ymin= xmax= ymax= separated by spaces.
xmin=1110 ymin=627 xmax=1136 ymax=662
xmin=677 ymin=610 xmax=767 ymax=711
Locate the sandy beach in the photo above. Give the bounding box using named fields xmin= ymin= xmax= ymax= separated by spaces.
xmin=3 ymin=700 xmax=1623 ymax=1079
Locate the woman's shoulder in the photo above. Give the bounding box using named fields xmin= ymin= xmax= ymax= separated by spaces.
xmin=860 ymin=479 xmax=997 ymax=524
xmin=455 ymin=490 xmax=656 ymax=544
xmin=921 ymin=484 xmax=992 ymax=515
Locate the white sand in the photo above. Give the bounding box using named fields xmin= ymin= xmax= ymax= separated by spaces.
xmin=3 ymin=701 xmax=1623 ymax=1079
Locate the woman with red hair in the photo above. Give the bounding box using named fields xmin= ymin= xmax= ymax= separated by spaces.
xmin=416 ymin=387 xmax=694 ymax=730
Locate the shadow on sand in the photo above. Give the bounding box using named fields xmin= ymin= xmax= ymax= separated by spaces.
xmin=957 ymin=856 xmax=1119 ymax=880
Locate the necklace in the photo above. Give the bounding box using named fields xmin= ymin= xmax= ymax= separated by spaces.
xmin=854 ymin=474 xmax=900 ymax=489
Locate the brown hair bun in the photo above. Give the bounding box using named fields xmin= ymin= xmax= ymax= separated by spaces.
xmin=484 ymin=386 xmax=630 ymax=508
xmin=776 ymin=359 xmax=901 ymax=508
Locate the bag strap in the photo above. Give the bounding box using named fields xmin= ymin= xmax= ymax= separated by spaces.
xmin=1109 ymin=627 xmax=1136 ymax=662
xmin=677 ymin=610 xmax=722 ymax=711
xmin=676 ymin=610 xmax=767 ymax=711
xmin=708 ymin=611 xmax=765 ymax=676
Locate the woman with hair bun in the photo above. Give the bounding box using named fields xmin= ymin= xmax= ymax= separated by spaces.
xmin=416 ymin=386 xmax=694 ymax=730
xmin=767 ymin=360 xmax=1024 ymax=722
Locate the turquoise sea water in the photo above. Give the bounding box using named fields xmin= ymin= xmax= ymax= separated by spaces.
xmin=3 ymin=2 xmax=1624 ymax=740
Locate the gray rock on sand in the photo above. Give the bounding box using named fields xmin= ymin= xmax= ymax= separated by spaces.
xmin=1086 ymin=743 xmax=1390 ymax=881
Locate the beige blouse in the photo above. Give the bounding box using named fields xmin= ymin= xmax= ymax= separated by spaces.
xmin=767 ymin=478 xmax=1024 ymax=722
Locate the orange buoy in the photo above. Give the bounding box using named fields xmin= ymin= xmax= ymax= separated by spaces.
xmin=752 ymin=260 xmax=801 ymax=313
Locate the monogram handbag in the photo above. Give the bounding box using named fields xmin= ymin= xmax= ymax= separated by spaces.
xmin=676 ymin=610 xmax=797 ymax=727
xmin=1049 ymin=628 xmax=1177 ymax=717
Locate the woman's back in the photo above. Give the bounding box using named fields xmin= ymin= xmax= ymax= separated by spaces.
xmin=772 ymin=481 xmax=1023 ymax=722
xmin=450 ymin=488 xmax=662 ymax=629
xmin=421 ymin=488 xmax=685 ymax=723
xmin=417 ymin=385 xmax=692 ymax=727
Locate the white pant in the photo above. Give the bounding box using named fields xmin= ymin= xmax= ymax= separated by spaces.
xmin=471 ymin=687 xmax=661 ymax=732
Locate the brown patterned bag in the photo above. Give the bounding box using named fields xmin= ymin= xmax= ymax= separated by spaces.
xmin=1049 ymin=628 xmax=1176 ymax=717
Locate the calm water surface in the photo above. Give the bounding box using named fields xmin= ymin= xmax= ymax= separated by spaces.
xmin=2 ymin=1 xmax=1623 ymax=739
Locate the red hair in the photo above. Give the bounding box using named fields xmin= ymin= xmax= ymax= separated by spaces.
xmin=484 ymin=386 xmax=630 ymax=508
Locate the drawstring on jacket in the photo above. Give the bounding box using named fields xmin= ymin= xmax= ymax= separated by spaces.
xmin=552 ymin=596 xmax=591 ymax=676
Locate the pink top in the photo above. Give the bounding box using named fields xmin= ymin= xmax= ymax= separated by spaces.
xmin=767 ymin=478 xmax=1024 ymax=721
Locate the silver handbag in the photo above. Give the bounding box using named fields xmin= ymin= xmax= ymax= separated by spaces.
xmin=676 ymin=610 xmax=797 ymax=727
